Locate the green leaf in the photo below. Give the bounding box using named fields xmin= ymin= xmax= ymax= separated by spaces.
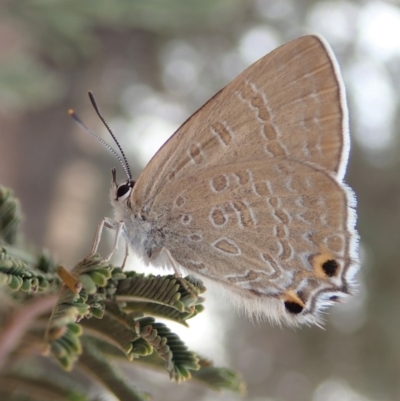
xmin=79 ymin=340 xmax=150 ymax=401
xmin=137 ymin=316 xmax=200 ymax=382
xmin=0 ymin=373 xmax=88 ymax=401
xmin=117 ymin=271 xmax=206 ymax=313
xmin=0 ymin=250 xmax=59 ymax=293
xmin=0 ymin=186 xmax=23 ymax=245
xmin=192 ymin=358 xmax=246 ymax=395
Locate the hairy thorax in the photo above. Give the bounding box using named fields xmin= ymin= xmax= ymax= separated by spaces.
xmin=112 ymin=198 xmax=165 ymax=265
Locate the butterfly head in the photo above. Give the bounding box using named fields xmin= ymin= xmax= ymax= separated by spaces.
xmin=110 ymin=167 xmax=137 ymax=226
xmin=111 ymin=168 xmax=134 ymax=202
xmin=69 ymin=91 xmax=134 ymax=193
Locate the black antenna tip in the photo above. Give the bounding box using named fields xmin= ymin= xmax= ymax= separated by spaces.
xmin=88 ymin=91 xmax=100 ymax=114
xmin=84 ymin=91 xmax=132 ymax=181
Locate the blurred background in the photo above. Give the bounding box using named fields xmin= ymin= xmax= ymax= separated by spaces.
xmin=1 ymin=0 xmax=400 ymax=400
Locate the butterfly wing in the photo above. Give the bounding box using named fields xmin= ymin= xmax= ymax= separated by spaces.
xmin=132 ymin=35 xmax=349 ymax=208
xmin=153 ymin=158 xmax=357 ymax=325
xmin=130 ymin=35 xmax=359 ymax=325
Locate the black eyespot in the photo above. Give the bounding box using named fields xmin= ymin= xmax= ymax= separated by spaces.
xmin=322 ymin=259 xmax=339 ymax=277
xmin=116 ymin=184 xmax=131 ymax=199
xmin=284 ymin=301 xmax=304 ymax=314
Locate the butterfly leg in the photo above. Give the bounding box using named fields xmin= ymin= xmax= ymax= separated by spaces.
xmin=107 ymin=220 xmax=124 ymax=262
xmin=121 ymin=242 xmax=129 ymax=270
xmin=162 ymin=248 xmax=192 ymax=292
xmin=87 ymin=217 xmax=124 ymax=262
xmin=147 ymin=246 xmax=194 ymax=294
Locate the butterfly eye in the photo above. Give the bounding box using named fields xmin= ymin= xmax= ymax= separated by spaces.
xmin=116 ymin=183 xmax=132 ymax=200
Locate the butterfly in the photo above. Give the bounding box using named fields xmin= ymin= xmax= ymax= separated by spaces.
xmin=71 ymin=35 xmax=359 ymax=326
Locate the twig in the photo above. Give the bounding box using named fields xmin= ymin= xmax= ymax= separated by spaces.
xmin=0 ymin=294 xmax=58 ymax=368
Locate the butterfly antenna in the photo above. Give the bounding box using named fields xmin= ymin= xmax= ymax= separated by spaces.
xmin=68 ymin=108 xmax=132 ymax=181
xmin=88 ymin=91 xmax=132 ymax=181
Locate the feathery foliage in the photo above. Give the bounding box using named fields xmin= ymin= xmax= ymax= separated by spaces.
xmin=0 ymin=187 xmax=22 ymax=246
xmin=0 ymin=184 xmax=245 ymax=400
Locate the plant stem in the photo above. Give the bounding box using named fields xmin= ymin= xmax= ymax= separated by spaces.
xmin=0 ymin=294 xmax=58 ymax=368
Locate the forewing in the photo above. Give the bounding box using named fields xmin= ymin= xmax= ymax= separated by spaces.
xmin=131 ymin=35 xmax=349 ymax=209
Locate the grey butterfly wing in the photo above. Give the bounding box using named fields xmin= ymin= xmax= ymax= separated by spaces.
xmin=129 ymin=35 xmax=359 ymax=325
xmin=153 ymin=159 xmax=357 ymax=326
xmin=131 ymin=35 xmax=349 ymax=209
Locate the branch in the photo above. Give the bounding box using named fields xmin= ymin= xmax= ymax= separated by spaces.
xmin=0 ymin=294 xmax=58 ymax=368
